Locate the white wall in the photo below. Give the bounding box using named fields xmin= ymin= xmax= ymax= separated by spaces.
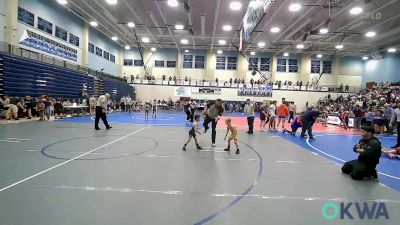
xmin=88 ymin=27 xmax=121 ymax=76
xmin=0 ymin=0 xmax=5 ymax=43
xmin=16 ymin=0 xmax=84 ymax=64
xmin=133 ymin=84 xmax=347 ymax=111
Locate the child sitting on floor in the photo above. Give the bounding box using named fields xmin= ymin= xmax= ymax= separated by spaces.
xmin=224 ymin=118 xmax=240 ymax=154
xmin=183 ymin=115 xmax=202 ymax=151
xmin=283 ymin=114 xmax=302 ymax=136
xmin=382 ymin=147 xmax=400 ymax=159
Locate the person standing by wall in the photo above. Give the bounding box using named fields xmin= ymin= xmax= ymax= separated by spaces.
xmin=152 ymin=99 xmax=158 ymax=119
xmin=95 ymin=93 xmax=112 ymax=130
xmin=125 ymin=96 xmax=132 ymax=114
xmin=300 ymin=109 xmax=321 ymax=140
xmin=353 ymin=105 xmax=363 ymax=130
xmin=203 ymin=99 xmax=224 ymax=147
xmin=244 ymin=99 xmax=255 ymax=134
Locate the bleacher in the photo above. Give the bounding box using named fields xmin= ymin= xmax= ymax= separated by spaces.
xmin=0 ymin=53 xmax=133 ymax=99
xmin=103 ymin=77 xmax=134 ymax=100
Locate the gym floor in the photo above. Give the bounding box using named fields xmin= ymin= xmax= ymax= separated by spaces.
xmin=0 ymin=112 xmax=399 ymax=225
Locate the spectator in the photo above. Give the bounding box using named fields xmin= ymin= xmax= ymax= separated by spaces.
xmin=353 ymin=105 xmax=363 ymax=130
xmin=244 ymin=99 xmax=255 ymax=134
xmin=389 ymin=102 xmax=400 ymax=148
xmin=24 ymin=96 xmax=33 ymax=119
xmin=37 ymin=99 xmax=45 ymax=121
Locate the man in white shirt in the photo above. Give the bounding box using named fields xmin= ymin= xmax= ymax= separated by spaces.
xmin=125 ymin=96 xmax=132 ymax=113
xmin=389 ymin=103 xmax=400 ymax=148
xmin=95 ymin=93 xmax=112 ymax=130
xmin=244 ymin=99 xmax=255 ymax=134
xmin=120 ymin=96 xmax=126 ymax=112
xmin=268 ymin=101 xmax=277 ymax=131
xmin=288 ymin=103 xmax=296 ymax=123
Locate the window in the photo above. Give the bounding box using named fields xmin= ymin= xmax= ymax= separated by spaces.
xmin=216 ymin=56 xmax=226 ymax=70
xmin=227 ymin=57 xmax=237 ymax=70
xmin=38 ymin=17 xmax=53 ymax=35
xmin=260 ymin=58 xmax=270 ymax=71
xmin=89 ymin=43 xmax=95 ymax=53
xmin=95 ymin=47 xmax=102 ymax=57
xmin=69 ymin=33 xmax=80 ymax=47
xmin=277 ymin=58 xmax=287 ymax=72
xmin=288 ymin=59 xmax=298 ymax=72
xmin=311 ymin=60 xmax=321 ymax=73
xmin=18 ymin=7 xmax=34 ymax=27
xmin=322 ymin=61 xmax=332 ymax=74
xmin=183 ymin=55 xmax=193 ymax=68
xmin=167 ymin=61 xmax=176 ymax=67
xmin=103 ymin=51 xmax=110 ymax=60
xmin=134 ymin=60 xmax=144 ymax=66
xmin=248 ymin=58 xmax=258 ymax=71
xmin=110 ymin=54 xmax=115 ymax=63
xmin=195 ymin=56 xmax=205 ymax=69
xmin=155 ymin=60 xmax=165 ymax=67
xmin=124 ymin=59 xmax=133 ymax=66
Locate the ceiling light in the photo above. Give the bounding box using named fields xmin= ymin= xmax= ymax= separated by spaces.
xmin=362 ymin=56 xmax=368 ymax=60
xmin=250 ymin=51 xmax=256 ymax=56
xmin=350 ymin=7 xmax=363 ymax=15
xmin=335 ymin=44 xmax=343 ymax=49
xmin=270 ymin=27 xmax=280 ymax=33
xmin=319 ymin=28 xmax=329 ymax=34
xmin=125 ymin=45 xmax=130 ymax=50
xmin=217 ymin=50 xmax=223 ymax=54
xmin=317 ymin=54 xmax=323 ymax=58
xmin=111 ymin=36 xmax=118 ymax=41
xmin=284 ymin=53 xmax=289 ymax=57
xmin=185 ymin=50 xmax=189 ymax=53
xmin=296 ymin=44 xmax=304 ymax=49
xmin=229 ymin=1 xmax=242 ymax=11
xmin=388 ymin=48 xmax=396 ymax=53
xmin=151 ymin=47 xmax=156 ymax=52
xmin=142 ymin=37 xmax=150 ymax=43
xmin=167 ymin=0 xmax=179 ymax=7
xmin=257 ymin=42 xmax=266 ymax=47
xmin=127 ymin=22 xmax=135 ymax=28
xmin=175 ymin=24 xmax=184 ymax=30
xmin=365 ymin=31 xmax=376 ymax=37
xmin=223 ymin=25 xmax=232 ymax=31
xmin=181 ymin=39 xmax=189 ymax=44
xmin=289 ymin=3 xmax=301 ymax=12
xmin=90 ymin=21 xmax=98 ymax=27
xmin=105 ymin=0 xmax=117 ymax=4
xmin=57 ymin=0 xmax=68 ymax=5
xmin=218 ymin=40 xmax=226 ymax=45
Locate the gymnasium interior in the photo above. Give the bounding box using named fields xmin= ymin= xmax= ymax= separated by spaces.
xmin=1 ymin=0 xmax=400 ymax=224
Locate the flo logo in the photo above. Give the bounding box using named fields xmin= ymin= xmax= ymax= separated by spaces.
xmin=321 ymin=202 xmax=390 ymax=220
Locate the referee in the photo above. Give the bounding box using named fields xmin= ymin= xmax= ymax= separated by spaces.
xmin=95 ymin=93 xmax=112 ymax=130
